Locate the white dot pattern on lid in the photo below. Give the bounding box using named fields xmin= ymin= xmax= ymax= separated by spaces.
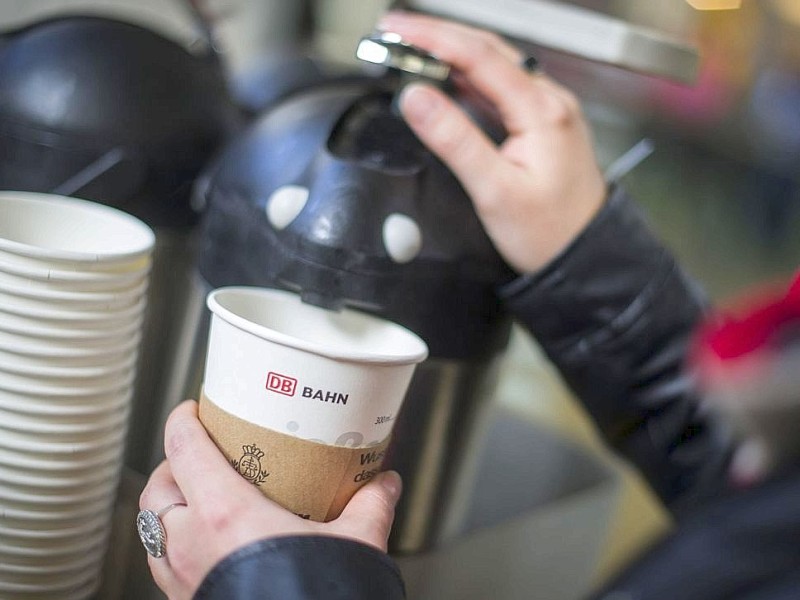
xmin=382 ymin=213 xmax=422 ymax=264
xmin=266 ymin=185 xmax=309 ymax=230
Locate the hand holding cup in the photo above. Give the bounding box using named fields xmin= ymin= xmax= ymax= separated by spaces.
xmin=140 ymin=400 xmax=403 ymax=599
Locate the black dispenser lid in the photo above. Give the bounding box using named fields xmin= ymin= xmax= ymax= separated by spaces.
xmin=198 ymin=77 xmax=513 ymax=359
xmin=0 ymin=16 xmax=240 ymax=228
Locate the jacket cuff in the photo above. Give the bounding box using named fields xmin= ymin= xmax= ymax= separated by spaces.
xmin=194 ymin=536 xmax=406 ymax=600
xmin=499 ymin=186 xmax=702 ymax=350
xmin=496 ymin=186 xmax=734 ymax=511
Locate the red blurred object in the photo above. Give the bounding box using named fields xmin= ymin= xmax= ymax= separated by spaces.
xmin=690 ymin=271 xmax=800 ymax=486
xmin=692 ymin=272 xmax=800 ymax=365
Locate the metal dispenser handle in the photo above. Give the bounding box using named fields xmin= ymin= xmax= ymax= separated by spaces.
xmin=356 ymin=31 xmax=451 ymax=81
xmin=400 ymin=0 xmax=700 ymax=83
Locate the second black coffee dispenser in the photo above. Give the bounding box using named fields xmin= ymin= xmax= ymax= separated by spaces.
xmin=0 ymin=13 xmax=240 ymax=475
xmin=175 ymin=33 xmax=514 ymax=553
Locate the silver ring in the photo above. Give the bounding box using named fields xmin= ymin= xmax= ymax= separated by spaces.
xmin=136 ymin=503 xmax=186 ymax=558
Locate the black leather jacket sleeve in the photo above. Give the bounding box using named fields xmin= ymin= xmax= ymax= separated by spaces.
xmin=194 ymin=536 xmax=405 ymax=599
xmin=499 ymin=186 xmax=735 ymax=512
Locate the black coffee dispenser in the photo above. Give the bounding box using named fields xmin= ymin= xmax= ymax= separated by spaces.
xmin=191 ymin=33 xmax=514 ymax=552
xmin=0 ymin=15 xmax=240 ymax=474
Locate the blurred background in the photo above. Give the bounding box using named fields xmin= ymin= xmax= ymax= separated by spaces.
xmin=1 ymin=0 xmax=798 ymax=597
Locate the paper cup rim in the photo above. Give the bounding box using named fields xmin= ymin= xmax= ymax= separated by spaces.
xmin=0 ymin=567 xmax=101 ymax=593
xmin=0 ymin=257 xmax=150 ymax=284
xmin=0 ymin=277 xmax=147 ymax=304
xmin=0 ymin=388 xmax=133 ymax=414
xmin=0 ymin=461 xmax=119 ymax=488
xmin=0 ymin=192 xmax=155 ymax=263
xmin=0 ymin=501 xmax=110 ymax=526
xmin=207 ymin=287 xmax=429 ymax=365
xmin=0 ymin=314 xmax=143 ymax=341
xmin=0 ymin=447 xmax=120 ymax=471
xmin=0 ymin=479 xmax=116 ymax=505
xmin=0 ymin=544 xmax=106 ymax=575
xmin=0 ymin=407 xmax=129 ymax=435
xmin=0 ymin=353 xmax=136 ymax=379
xmin=0 ymin=512 xmax=109 ymax=540
xmin=0 ymin=297 xmax=145 ymax=322
xmin=0 ymin=371 xmax=134 ymax=397
xmin=0 ymin=428 xmax=127 ymax=454
xmin=3 ymin=469 xmax=116 ymax=494
xmin=0 ymin=331 xmax=141 ymax=358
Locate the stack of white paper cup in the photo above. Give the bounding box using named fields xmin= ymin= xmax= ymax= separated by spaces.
xmin=0 ymin=192 xmax=154 ymax=599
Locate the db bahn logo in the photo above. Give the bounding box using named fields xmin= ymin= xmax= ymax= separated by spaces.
xmin=266 ymin=372 xmax=297 ymax=396
xmin=266 ymin=372 xmax=349 ymax=405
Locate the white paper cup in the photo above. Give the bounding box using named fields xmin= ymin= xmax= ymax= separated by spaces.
xmin=0 ymin=493 xmax=115 ymax=523
xmin=0 ymin=267 xmax=148 ymax=296
xmin=0 ymin=248 xmax=150 ymax=274
xmin=0 ymin=421 xmax=129 ymax=449
xmin=0 ymin=542 xmax=106 ymax=575
xmin=0 ymin=257 xmax=149 ymax=292
xmin=0 ymin=422 xmax=127 ymax=455
xmin=0 ymin=443 xmax=123 ymax=472
xmin=0 ymin=523 xmax=109 ymax=550
xmin=0 ymin=539 xmax=108 ymax=563
xmin=0 ymin=192 xmax=155 ymax=265
xmin=0 ymin=388 xmax=131 ymax=417
xmin=0 ymin=353 xmax=137 ymax=381
xmin=0 ymin=310 xmax=144 ymax=342
xmin=203 ymin=286 xmax=428 ymax=446
xmin=0 ymin=345 xmax=139 ymax=370
xmin=0 ymin=440 xmax=122 ymax=468
xmin=0 ymin=296 xmax=145 ymax=326
xmin=0 ymin=365 xmax=136 ymax=396
xmin=0 ymin=460 xmax=120 ymax=490
xmin=0 ymin=478 xmax=117 ymax=505
xmin=0 ymin=511 xmax=109 ymax=542
xmin=0 ymin=279 xmax=148 ymax=310
xmin=0 ymin=486 xmax=113 ymax=506
xmin=0 ymin=565 xmax=102 ymax=595
xmin=0 ymin=329 xmax=142 ymax=359
xmin=199 ymin=286 xmax=427 ymax=521
xmin=0 ymin=406 xmax=129 ymax=440
xmin=0 ymin=472 xmax=117 ymax=510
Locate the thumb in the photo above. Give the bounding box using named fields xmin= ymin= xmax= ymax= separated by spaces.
xmin=333 ymin=470 xmax=403 ymax=552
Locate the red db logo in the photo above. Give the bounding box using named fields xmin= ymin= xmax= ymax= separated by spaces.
xmin=266 ymin=372 xmax=297 ymax=397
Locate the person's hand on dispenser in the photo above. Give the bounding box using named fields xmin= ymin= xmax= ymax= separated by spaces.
xmin=138 ymin=400 xmax=402 ymax=600
xmin=379 ymin=11 xmax=607 ymax=274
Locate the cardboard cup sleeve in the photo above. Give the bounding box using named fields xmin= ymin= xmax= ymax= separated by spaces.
xmin=200 ymin=391 xmax=392 ymax=521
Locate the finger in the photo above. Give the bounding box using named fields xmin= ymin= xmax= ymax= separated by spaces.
xmin=378 ymin=11 xmax=545 ymax=133
xmin=334 ymin=470 xmax=402 ymax=551
xmin=399 ymin=83 xmax=514 ymax=202
xmin=140 ymin=460 xmax=185 ymax=511
xmin=163 ymin=400 xmax=257 ymax=504
xmin=139 ymin=463 xmax=186 ymax=599
xmin=147 ymin=554 xmax=179 ymax=599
